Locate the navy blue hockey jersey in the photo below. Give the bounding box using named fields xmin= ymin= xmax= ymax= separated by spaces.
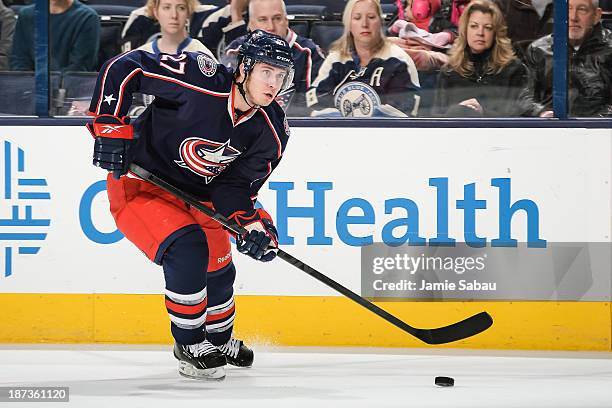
xmin=307 ymin=44 xmax=421 ymax=117
xmin=88 ymin=49 xmax=290 ymax=218
xmin=198 ymin=5 xmax=247 ymax=59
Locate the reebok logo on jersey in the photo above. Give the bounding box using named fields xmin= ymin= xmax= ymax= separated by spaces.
xmin=175 ymin=137 xmax=241 ymax=184
xmin=217 ymin=252 xmax=232 ymax=264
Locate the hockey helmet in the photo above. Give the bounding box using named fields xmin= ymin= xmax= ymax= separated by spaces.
xmin=237 ymin=30 xmax=295 ymax=92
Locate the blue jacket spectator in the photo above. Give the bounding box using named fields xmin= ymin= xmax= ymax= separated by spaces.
xmin=306 ymin=0 xmax=421 ymax=118
xmin=121 ymin=0 xmax=236 ymax=56
xmin=10 ymin=0 xmax=100 ymax=72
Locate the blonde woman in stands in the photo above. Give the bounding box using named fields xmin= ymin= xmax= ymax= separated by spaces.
xmin=431 ymin=0 xmax=534 ymax=117
xmin=136 ymin=0 xmax=214 ymax=56
xmin=306 ymin=0 xmax=421 ymax=117
xmin=129 ymin=0 xmax=218 ymax=115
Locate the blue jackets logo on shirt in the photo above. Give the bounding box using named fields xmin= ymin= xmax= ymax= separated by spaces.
xmin=197 ymin=53 xmax=218 ymax=77
xmin=175 ymin=137 xmax=241 ymax=183
xmin=334 ymin=82 xmax=381 ymax=117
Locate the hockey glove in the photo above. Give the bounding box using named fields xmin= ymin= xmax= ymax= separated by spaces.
xmin=86 ymin=115 xmax=135 ymax=179
xmin=232 ymin=209 xmax=278 ymax=262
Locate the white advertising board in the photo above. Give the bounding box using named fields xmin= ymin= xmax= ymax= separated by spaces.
xmin=0 ymin=126 xmax=610 ymax=296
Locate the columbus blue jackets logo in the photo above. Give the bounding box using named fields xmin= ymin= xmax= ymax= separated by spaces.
xmin=197 ymin=54 xmax=217 ymax=77
xmin=334 ymin=82 xmax=381 ymax=117
xmin=175 ymin=138 xmax=241 ymax=183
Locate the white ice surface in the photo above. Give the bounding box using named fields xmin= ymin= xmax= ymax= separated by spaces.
xmin=0 ymin=345 xmax=611 ymax=408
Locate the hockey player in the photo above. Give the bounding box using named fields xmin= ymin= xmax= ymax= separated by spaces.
xmin=86 ymin=29 xmax=294 ymax=381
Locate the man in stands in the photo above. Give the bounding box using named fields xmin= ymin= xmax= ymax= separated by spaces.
xmin=222 ymin=0 xmax=325 ymax=116
xmin=525 ymin=0 xmax=612 ymax=117
xmin=10 ymin=0 xmax=99 ymax=71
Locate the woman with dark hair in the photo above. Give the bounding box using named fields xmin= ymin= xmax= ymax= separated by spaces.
xmin=431 ymin=0 xmax=533 ymax=117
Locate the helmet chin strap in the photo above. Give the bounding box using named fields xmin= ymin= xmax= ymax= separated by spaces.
xmin=235 ymin=73 xmax=259 ymax=110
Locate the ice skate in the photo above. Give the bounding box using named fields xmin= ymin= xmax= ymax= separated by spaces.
xmin=173 ymin=340 xmax=227 ymax=380
xmin=218 ymin=338 xmax=254 ymax=367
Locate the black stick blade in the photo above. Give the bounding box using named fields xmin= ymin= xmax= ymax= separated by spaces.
xmin=414 ymin=312 xmax=493 ymax=345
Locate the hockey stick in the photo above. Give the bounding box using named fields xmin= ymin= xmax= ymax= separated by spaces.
xmin=129 ymin=163 xmax=493 ymax=345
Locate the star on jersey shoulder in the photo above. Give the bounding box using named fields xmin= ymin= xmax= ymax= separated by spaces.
xmin=104 ymin=94 xmax=117 ymax=105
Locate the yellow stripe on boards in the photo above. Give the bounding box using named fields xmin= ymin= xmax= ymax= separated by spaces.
xmin=0 ymin=294 xmax=609 ymax=350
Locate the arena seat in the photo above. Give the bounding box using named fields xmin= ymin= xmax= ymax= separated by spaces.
xmin=600 ymin=0 xmax=612 ymax=12
xmin=289 ymin=20 xmax=310 ymax=38
xmin=309 ymin=21 xmax=343 ymax=53
xmin=0 ymin=71 xmax=61 ymax=116
xmin=286 ymin=4 xmax=328 ymax=20
xmin=90 ymin=4 xmax=135 ymax=18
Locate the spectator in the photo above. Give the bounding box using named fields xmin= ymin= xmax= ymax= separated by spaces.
xmin=10 ymin=0 xmax=99 ymax=72
xmin=66 ymin=0 xmax=219 ymax=117
xmin=388 ymin=19 xmax=452 ymax=71
xmin=494 ymin=0 xmax=553 ymax=59
xmin=525 ymin=0 xmax=612 ymax=117
xmin=121 ymin=0 xmax=217 ymax=52
xmin=405 ymin=0 xmax=442 ymax=31
xmin=199 ymin=0 xmax=249 ymax=59
xmin=307 ymin=0 xmax=421 ymax=117
xmin=130 ymin=0 xmax=218 ymax=116
xmin=0 ymin=0 xmax=15 ymax=70
xmin=222 ymin=0 xmax=325 ymax=116
xmin=139 ymin=0 xmax=215 ymax=55
xmin=429 ymin=0 xmax=470 ymax=35
xmin=388 ymin=0 xmax=456 ymax=71
xmin=432 ymin=0 xmax=533 ymax=117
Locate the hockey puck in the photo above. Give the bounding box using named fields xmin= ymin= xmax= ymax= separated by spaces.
xmin=434 ymin=376 xmax=454 ymax=387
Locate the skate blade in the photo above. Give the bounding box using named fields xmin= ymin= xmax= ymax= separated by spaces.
xmin=178 ymin=361 xmax=226 ymax=381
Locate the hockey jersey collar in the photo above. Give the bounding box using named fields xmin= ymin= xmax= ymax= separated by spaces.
xmin=227 ymin=85 xmax=257 ymax=127
xmin=285 ymin=29 xmax=297 ymax=48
